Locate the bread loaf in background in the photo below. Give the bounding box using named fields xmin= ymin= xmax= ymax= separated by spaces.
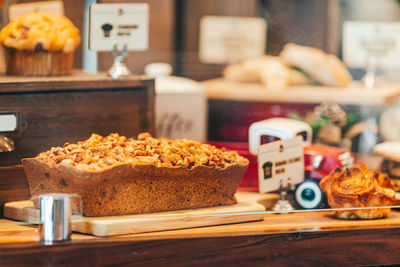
xmin=223 ymin=56 xmax=266 ymax=83
xmin=223 ymin=43 xmax=352 ymax=88
xmin=258 ymin=56 xmax=309 ymax=88
xmin=280 ymin=43 xmax=352 ymax=87
xmin=223 ymin=55 xmax=309 ymax=88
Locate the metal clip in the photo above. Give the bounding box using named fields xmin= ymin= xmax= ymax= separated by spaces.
xmin=363 ymin=55 xmax=379 ymax=90
xmin=108 ymin=44 xmax=131 ymax=79
xmin=272 ymin=179 xmax=295 ymax=212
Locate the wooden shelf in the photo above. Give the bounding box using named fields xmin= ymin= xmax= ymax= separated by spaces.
xmin=0 ymin=70 xmax=153 ymax=93
xmin=203 ymin=78 xmax=400 ymax=106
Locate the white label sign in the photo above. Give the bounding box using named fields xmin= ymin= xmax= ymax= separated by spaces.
xmin=199 ymin=15 xmax=267 ymax=64
xmin=343 ymin=21 xmax=400 ymax=69
xmin=258 ymin=137 xmax=304 ymax=193
xmin=89 ymin=3 xmax=149 ymax=51
xmin=9 ymin=1 xmax=64 ymax=21
xmin=0 ymin=114 xmax=17 ymax=132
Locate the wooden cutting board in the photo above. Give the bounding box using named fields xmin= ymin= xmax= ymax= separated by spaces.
xmin=4 ymin=192 xmax=276 ymax=237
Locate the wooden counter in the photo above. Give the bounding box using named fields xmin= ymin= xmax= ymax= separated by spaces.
xmin=2 ymin=206 xmax=400 ymax=266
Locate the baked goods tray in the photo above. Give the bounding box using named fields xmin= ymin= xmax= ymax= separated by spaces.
xmin=3 ymin=192 xmax=275 ymax=237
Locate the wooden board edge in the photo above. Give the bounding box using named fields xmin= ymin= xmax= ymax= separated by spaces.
xmin=74 ymin=200 xmax=266 ymax=236
xmin=82 ymin=211 xmax=265 ymax=237
xmin=4 ymin=196 xmax=267 ymax=237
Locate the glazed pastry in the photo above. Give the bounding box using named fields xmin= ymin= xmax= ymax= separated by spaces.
xmin=320 ymin=163 xmax=395 ymax=219
xmin=0 ymin=11 xmax=81 ymax=75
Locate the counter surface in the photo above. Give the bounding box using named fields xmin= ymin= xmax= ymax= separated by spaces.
xmin=2 ymin=204 xmax=400 ymax=266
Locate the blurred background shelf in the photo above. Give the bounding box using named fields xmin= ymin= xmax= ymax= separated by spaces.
xmin=203 ymin=78 xmax=400 ymax=106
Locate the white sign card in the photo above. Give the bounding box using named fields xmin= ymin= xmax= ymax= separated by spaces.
xmin=257 ymin=137 xmax=304 ymax=193
xmin=89 ymin=3 xmax=149 ymax=51
xmin=9 ymin=1 xmax=64 ymax=21
xmin=0 ymin=114 xmax=17 ymax=132
xmin=199 ymin=15 xmax=267 ymax=64
xmin=343 ymin=21 xmax=400 ymax=69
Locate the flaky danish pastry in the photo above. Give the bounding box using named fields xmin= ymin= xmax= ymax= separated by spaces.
xmin=320 ymin=164 xmax=395 ymax=219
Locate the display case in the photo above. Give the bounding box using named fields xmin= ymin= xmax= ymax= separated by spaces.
xmin=2 ymin=1 xmax=400 ymax=266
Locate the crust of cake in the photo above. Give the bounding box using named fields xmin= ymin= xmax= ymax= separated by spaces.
xmin=22 ymin=158 xmax=248 ymax=217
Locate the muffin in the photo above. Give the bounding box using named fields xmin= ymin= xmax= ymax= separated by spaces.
xmin=320 ymin=164 xmax=395 ymax=219
xmin=0 ymin=11 xmax=81 ymax=75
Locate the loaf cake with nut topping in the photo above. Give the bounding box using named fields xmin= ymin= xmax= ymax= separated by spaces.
xmin=22 ymin=133 xmax=249 ymax=217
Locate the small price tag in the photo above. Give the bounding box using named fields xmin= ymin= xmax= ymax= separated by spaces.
xmin=89 ymin=3 xmax=149 ymax=51
xmin=9 ymin=1 xmax=64 ymax=21
xmin=343 ymin=21 xmax=400 ymax=69
xmin=257 ymin=137 xmax=304 ymax=193
xmin=199 ymin=15 xmax=267 ymax=64
xmin=0 ymin=114 xmax=17 ymax=132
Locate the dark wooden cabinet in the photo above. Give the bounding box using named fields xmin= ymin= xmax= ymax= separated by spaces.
xmin=0 ymin=72 xmax=155 ymax=206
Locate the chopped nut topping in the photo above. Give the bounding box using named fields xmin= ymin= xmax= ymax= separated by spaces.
xmin=36 ymin=133 xmax=248 ymax=171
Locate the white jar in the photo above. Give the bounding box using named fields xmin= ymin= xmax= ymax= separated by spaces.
xmin=145 ymin=63 xmax=207 ymax=141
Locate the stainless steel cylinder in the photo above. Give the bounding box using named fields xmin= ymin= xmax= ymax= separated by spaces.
xmin=39 ymin=194 xmax=72 ymax=244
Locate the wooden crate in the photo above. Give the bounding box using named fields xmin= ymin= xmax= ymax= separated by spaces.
xmin=0 ymin=71 xmax=155 ymax=207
